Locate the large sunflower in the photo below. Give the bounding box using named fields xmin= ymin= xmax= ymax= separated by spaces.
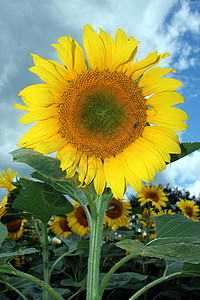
xmin=15 ymin=25 xmax=188 ymax=198
xmin=104 ymin=197 xmax=131 ymax=230
xmin=136 ymin=184 xmax=169 ymax=210
xmin=67 ymin=201 xmax=90 ymax=237
xmin=177 ymin=199 xmax=199 ymax=221
xmin=49 ymin=216 xmax=72 ymax=238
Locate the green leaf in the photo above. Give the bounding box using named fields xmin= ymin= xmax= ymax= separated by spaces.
xmin=99 ymin=272 xmax=147 ymax=290
xmin=0 ymin=224 xmax=8 ymax=248
xmin=170 ymin=142 xmax=200 ymax=163
xmin=10 ymin=148 xmax=96 ymax=196
xmin=117 ymin=215 xmax=200 ymax=264
xmin=182 ymin=262 xmax=200 ymax=276
xmin=13 ymin=178 xmax=73 ymax=224
xmin=0 ymin=248 xmax=38 ymax=265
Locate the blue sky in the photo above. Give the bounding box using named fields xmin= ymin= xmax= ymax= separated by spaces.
xmin=0 ymin=0 xmax=200 ymax=200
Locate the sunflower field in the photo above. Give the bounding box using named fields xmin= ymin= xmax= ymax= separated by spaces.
xmin=1 ymin=25 xmax=200 ymax=300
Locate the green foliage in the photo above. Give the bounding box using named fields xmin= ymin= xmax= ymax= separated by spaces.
xmin=12 ymin=178 xmax=73 ymax=224
xmin=10 ymin=148 xmax=96 ymax=197
xmin=170 ymin=142 xmax=200 ymax=163
xmin=117 ymin=215 xmax=200 ymax=263
xmin=0 ymin=224 xmax=7 ymax=248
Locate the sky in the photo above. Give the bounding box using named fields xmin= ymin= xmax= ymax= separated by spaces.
xmin=0 ymin=0 xmax=200 ymax=200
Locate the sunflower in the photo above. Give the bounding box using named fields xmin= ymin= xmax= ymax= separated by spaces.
xmin=104 ymin=197 xmax=131 ymax=230
xmin=3 ymin=218 xmax=26 ymax=240
xmin=137 ymin=184 xmax=169 ymax=210
xmin=67 ymin=201 xmax=90 ymax=237
xmin=14 ymin=248 xmax=25 ymax=268
xmin=0 ymin=168 xmax=18 ymax=192
xmin=15 ymin=25 xmax=188 ymax=199
xmin=177 ymin=199 xmax=199 ymax=221
xmin=138 ymin=207 xmax=157 ymax=229
xmin=49 ymin=216 xmax=72 ymax=238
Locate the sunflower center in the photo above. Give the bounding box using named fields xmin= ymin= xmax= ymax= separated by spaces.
xmin=60 ymin=217 xmax=71 ymax=232
xmin=59 ymin=70 xmax=147 ymax=158
xmin=5 ymin=220 xmax=22 ymax=232
xmin=146 ymin=192 xmax=159 ymax=203
xmin=76 ymin=207 xmax=89 ymax=227
xmin=185 ymin=207 xmax=193 ymax=217
xmin=106 ymin=198 xmax=123 ymax=219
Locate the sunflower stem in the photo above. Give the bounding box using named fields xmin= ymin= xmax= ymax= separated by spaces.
xmin=0 ymin=266 xmax=64 ymax=300
xmin=128 ymin=272 xmax=182 ymax=300
xmin=86 ymin=192 xmax=112 ymax=300
xmin=41 ymin=222 xmax=49 ymax=300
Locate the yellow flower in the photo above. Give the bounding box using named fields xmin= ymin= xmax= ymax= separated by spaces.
xmin=67 ymin=201 xmax=89 ymax=237
xmin=15 ymin=25 xmax=188 ymax=199
xmin=104 ymin=197 xmax=131 ymax=230
xmin=137 ymin=184 xmax=169 ymax=210
xmin=157 ymin=209 xmax=175 ymax=216
xmin=14 ymin=248 xmax=25 ymax=268
xmin=4 ymin=219 xmax=26 ymax=240
xmin=138 ymin=207 xmax=157 ymax=229
xmin=177 ymin=199 xmax=199 ymax=221
xmin=0 ymin=168 xmax=18 ymax=192
xmin=49 ymin=216 xmax=72 ymax=238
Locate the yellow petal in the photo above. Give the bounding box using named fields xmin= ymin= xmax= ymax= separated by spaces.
xmin=19 ymin=105 xmax=58 ymax=124
xmin=93 ymin=158 xmax=106 ymax=196
xmin=78 ymin=153 xmax=88 ymax=187
xmin=34 ymin=137 xmax=67 ymax=154
xmin=146 ymin=91 xmax=185 ymax=107
xmin=147 ymin=109 xmax=188 ymax=131
xmin=66 ymin=151 xmax=81 ymax=178
xmin=139 ymin=67 xmax=176 ymax=87
xmin=19 ymin=119 xmax=60 ymax=147
xmin=84 ymin=156 xmax=97 ymax=186
xmin=56 ymin=144 xmax=77 ymax=170
xmin=53 ymin=35 xmax=87 ymax=74
xmin=126 ymin=51 xmax=170 ymax=79
xmin=109 ymin=34 xmax=139 ymax=71
xmin=118 ymin=152 xmax=142 ymax=192
xmin=99 ymin=28 xmax=114 ymax=67
xmin=18 ymin=84 xmax=57 ymax=107
xmin=141 ymin=78 xmax=183 ymax=96
xmin=83 ymin=25 xmax=106 ymax=70
xmin=29 ymin=65 xmax=66 ymax=91
xmin=104 ymin=156 xmax=126 ymax=199
xmin=143 ymin=126 xmax=181 ymax=153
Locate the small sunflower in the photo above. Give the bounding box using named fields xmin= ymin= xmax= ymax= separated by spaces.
xmin=15 ymin=25 xmax=188 ymax=199
xmin=104 ymin=197 xmax=131 ymax=230
xmin=177 ymin=199 xmax=199 ymax=221
xmin=14 ymin=248 xmax=25 ymax=268
xmin=138 ymin=207 xmax=157 ymax=229
xmin=67 ymin=201 xmax=90 ymax=237
xmin=137 ymin=184 xmax=168 ymax=210
xmin=3 ymin=219 xmax=26 ymax=240
xmin=49 ymin=216 xmax=72 ymax=238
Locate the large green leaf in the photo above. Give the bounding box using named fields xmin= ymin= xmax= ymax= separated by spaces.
xmin=0 ymin=224 xmax=8 ymax=248
xmin=10 ymin=148 xmax=96 ymax=196
xmin=0 ymin=248 xmax=38 ymax=265
xmin=12 ymin=178 xmax=74 ymax=223
xmin=99 ymin=272 xmax=147 ymax=290
xmin=170 ymin=142 xmax=200 ymax=163
xmin=116 ymin=215 xmax=200 ymax=264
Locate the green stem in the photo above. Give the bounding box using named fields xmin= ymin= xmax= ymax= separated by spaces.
xmin=0 ymin=266 xmax=64 ymax=300
xmin=41 ymin=222 xmax=49 ymax=300
xmin=68 ymin=286 xmax=86 ymax=300
xmin=96 ymin=253 xmax=136 ymax=300
xmin=49 ymin=248 xmax=76 ymax=281
xmin=0 ymin=279 xmax=29 ymax=300
xmin=86 ymin=193 xmax=112 ymax=300
xmin=128 ymin=272 xmax=182 ymax=300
